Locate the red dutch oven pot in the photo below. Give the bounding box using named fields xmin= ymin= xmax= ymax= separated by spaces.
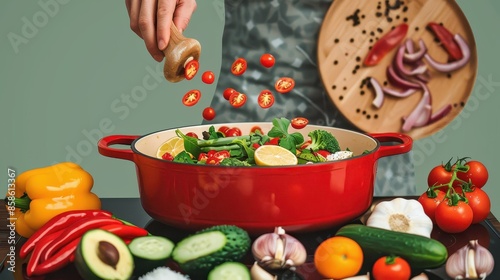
xmin=98 ymin=122 xmax=412 ymax=234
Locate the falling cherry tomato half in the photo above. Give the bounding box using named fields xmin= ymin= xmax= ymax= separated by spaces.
xmin=223 ymin=88 xmax=237 ymax=100
xmin=229 ymin=91 xmax=247 ymax=108
xmin=201 ymin=71 xmax=215 ymax=84
xmin=231 ymin=57 xmax=247 ymax=76
xmin=260 ymin=53 xmax=275 ymax=68
xmin=184 ymin=60 xmax=199 ymax=80
xmin=291 ymin=117 xmax=309 ymax=129
xmin=258 ymin=89 xmax=275 ymax=109
xmin=275 ymin=77 xmax=295 ymax=94
xmin=202 ymin=107 xmax=216 ymax=121
xmin=182 ymin=89 xmax=201 ymax=107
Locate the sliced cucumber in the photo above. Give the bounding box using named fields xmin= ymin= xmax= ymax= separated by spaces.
xmin=208 ymin=262 xmax=250 ymax=280
xmin=128 ymin=235 xmax=175 ymax=276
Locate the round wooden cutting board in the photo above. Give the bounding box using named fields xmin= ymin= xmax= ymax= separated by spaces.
xmin=317 ymin=0 xmax=477 ymax=140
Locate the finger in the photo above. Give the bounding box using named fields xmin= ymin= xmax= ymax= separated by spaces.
xmin=156 ymin=0 xmax=176 ymax=51
xmin=138 ymin=0 xmax=164 ymax=61
xmin=172 ymin=0 xmax=197 ymax=33
xmin=126 ymin=0 xmax=143 ymax=38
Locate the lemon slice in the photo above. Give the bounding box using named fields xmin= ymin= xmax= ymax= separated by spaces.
xmin=254 ymin=145 xmax=298 ymax=166
xmin=156 ymin=137 xmax=185 ymax=159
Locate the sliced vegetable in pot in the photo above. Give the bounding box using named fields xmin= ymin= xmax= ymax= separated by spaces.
xmin=290 ymin=117 xmax=309 ymax=129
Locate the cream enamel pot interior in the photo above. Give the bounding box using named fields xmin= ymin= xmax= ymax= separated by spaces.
xmin=98 ymin=122 xmax=412 ymax=234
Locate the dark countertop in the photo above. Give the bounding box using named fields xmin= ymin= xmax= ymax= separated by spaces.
xmin=1 ymin=197 xmax=499 ymax=279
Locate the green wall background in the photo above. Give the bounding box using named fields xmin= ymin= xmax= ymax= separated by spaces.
xmin=1 ymin=1 xmax=499 ymax=218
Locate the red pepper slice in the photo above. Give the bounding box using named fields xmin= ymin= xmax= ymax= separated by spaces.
xmin=26 ymin=230 xmax=66 ymax=276
xmin=31 ymin=237 xmax=82 ymax=276
xmin=427 ymin=22 xmax=463 ymax=61
xmin=364 ymin=23 xmax=409 ymax=66
xmin=19 ymin=209 xmax=112 ymax=259
xmin=100 ymin=224 xmax=149 ymax=239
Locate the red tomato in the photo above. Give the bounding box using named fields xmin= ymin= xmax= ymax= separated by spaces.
xmin=225 ymin=127 xmax=242 ymax=137
xmin=275 ymin=77 xmax=295 ymax=94
xmin=260 ymin=53 xmax=275 ymax=68
xmin=435 ymin=199 xmax=473 ymax=233
xmin=223 ymin=88 xmax=237 ymax=100
xmin=258 ymin=90 xmax=275 ymax=109
xmin=229 ymin=92 xmax=247 ymax=108
xmin=182 ymin=89 xmax=201 ymax=107
xmin=291 ymin=117 xmax=309 ymax=129
xmin=417 ymin=190 xmax=446 ymax=224
xmin=202 ymin=107 xmax=216 ymax=121
xmin=427 ymin=164 xmax=460 ymax=191
xmin=250 ymin=126 xmax=264 ymax=134
xmin=364 ymin=23 xmax=408 ymax=66
xmin=315 ymin=150 xmax=331 ymax=158
xmin=372 ymin=256 xmax=411 ymax=280
xmin=265 ymin=137 xmax=280 ymax=145
xmin=463 ymin=188 xmax=491 ymax=224
xmin=186 ymin=132 xmax=199 ymax=139
xmin=231 ymin=57 xmax=247 ymax=76
xmin=161 ymin=152 xmax=174 ymax=161
xmin=184 ymin=60 xmax=199 ymax=80
xmin=201 ymin=71 xmax=215 ymax=84
xmin=457 ymin=160 xmax=489 ymax=189
xmin=217 ymin=126 xmax=231 ymax=135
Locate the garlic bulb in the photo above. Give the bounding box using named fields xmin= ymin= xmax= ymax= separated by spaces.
xmin=251 ymin=227 xmax=307 ymax=270
xmin=366 ymin=198 xmax=433 ymax=237
xmin=445 ymin=239 xmax=494 ymax=279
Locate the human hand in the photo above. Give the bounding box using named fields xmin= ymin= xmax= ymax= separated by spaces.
xmin=125 ymin=0 xmax=197 ymax=62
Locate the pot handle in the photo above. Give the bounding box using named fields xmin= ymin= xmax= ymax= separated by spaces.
xmin=97 ymin=135 xmax=139 ymax=161
xmin=369 ymin=132 xmax=413 ymax=159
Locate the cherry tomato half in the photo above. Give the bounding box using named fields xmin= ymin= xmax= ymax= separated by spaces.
xmin=186 ymin=132 xmax=199 ymax=139
xmin=291 ymin=117 xmax=309 ymax=129
xmin=250 ymin=125 xmax=264 ymax=134
xmin=201 ymin=71 xmax=215 ymax=84
xmin=217 ymin=126 xmax=231 ymax=135
xmin=231 ymin=57 xmax=247 ymax=76
xmin=202 ymin=107 xmax=216 ymax=121
xmin=222 ymin=88 xmax=236 ymax=100
xmin=435 ymin=199 xmax=473 ymax=233
xmin=184 ymin=60 xmax=199 ymax=80
xmin=260 ymin=53 xmax=275 ymax=68
xmin=275 ymin=77 xmax=295 ymax=94
xmin=457 ymin=160 xmax=489 ymax=189
xmin=258 ymin=90 xmax=275 ymax=109
xmin=372 ymin=256 xmax=411 ymax=280
xmin=182 ymin=89 xmax=201 ymax=107
xmin=229 ymin=92 xmax=247 ymax=108
xmin=225 ymin=127 xmax=242 ymax=137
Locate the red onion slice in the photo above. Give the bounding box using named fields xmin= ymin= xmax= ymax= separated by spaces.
xmin=370 ymin=77 xmax=385 ymax=108
xmin=405 ymin=39 xmax=431 ymax=83
xmin=402 ymin=83 xmax=431 ymax=132
xmin=387 ymin=64 xmax=421 ymax=89
xmin=404 ymin=39 xmax=427 ymax=62
xmin=395 ymin=44 xmax=428 ymax=76
xmin=383 ymin=87 xmax=417 ymax=98
xmin=424 ymin=34 xmax=471 ymax=72
xmin=428 ymin=104 xmax=452 ymax=125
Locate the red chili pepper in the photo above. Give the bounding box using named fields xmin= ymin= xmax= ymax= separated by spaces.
xmin=31 ymin=237 xmax=81 ymax=276
xmin=427 ymin=22 xmax=463 ymax=61
xmin=100 ymin=224 xmax=149 ymax=239
xmin=364 ymin=23 xmax=409 ymax=66
xmin=26 ymin=230 xmax=66 ymax=276
xmin=40 ymin=216 xmax=122 ymax=262
xmin=20 ymin=209 xmax=112 ymax=259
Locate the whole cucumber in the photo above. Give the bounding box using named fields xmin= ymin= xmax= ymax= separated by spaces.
xmin=335 ymin=224 xmax=448 ymax=268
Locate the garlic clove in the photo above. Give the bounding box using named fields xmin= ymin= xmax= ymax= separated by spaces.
xmin=445 ymin=239 xmax=494 ymax=279
xmin=251 ymin=262 xmax=277 ymax=280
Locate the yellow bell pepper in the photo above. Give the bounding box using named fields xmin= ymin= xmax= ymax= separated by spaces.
xmin=6 ymin=162 xmax=101 ymax=238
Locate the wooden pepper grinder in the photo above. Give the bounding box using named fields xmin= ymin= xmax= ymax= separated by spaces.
xmin=162 ymin=22 xmax=201 ymax=82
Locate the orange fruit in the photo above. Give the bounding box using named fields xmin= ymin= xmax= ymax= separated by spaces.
xmin=254 ymin=145 xmax=298 ymax=166
xmin=314 ymin=236 xmax=364 ymax=279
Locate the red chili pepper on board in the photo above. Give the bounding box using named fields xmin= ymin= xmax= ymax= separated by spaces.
xmin=19 ymin=209 xmax=113 ymax=259
xmin=100 ymin=224 xmax=149 ymax=239
xmin=40 ymin=216 xmax=122 ymax=262
xmin=26 ymin=229 xmax=66 ymax=276
xmin=427 ymin=22 xmax=463 ymax=61
xmin=31 ymin=237 xmax=82 ymax=276
xmin=364 ymin=23 xmax=409 ymax=66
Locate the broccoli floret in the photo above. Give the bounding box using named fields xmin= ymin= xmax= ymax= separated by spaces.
xmin=219 ymin=158 xmax=252 ymax=166
xmin=304 ymin=130 xmax=341 ymax=153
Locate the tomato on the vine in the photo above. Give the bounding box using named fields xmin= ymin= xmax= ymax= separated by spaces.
xmin=463 ymin=188 xmax=491 ymax=224
xmin=372 ymin=256 xmax=411 ymax=280
xmin=184 ymin=60 xmax=199 ymax=80
xmin=225 ymin=127 xmax=242 ymax=137
xmin=182 ymin=89 xmax=201 ymax=107
xmin=258 ymin=90 xmax=275 ymax=109
xmin=417 ymin=190 xmax=446 ymax=224
xmin=260 ymin=53 xmax=275 ymax=68
xmin=222 ymin=88 xmax=236 ymax=100
xmin=229 ymin=92 xmax=247 ymax=108
xmin=275 ymin=77 xmax=295 ymax=93
xmin=201 ymin=71 xmax=215 ymax=84
xmin=231 ymin=57 xmax=247 ymax=76
xmin=202 ymin=107 xmax=216 ymax=121
xmin=457 ymin=160 xmax=489 ymax=189
xmin=435 ymin=198 xmax=473 ymax=233
xmin=291 ymin=117 xmax=309 ymax=129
